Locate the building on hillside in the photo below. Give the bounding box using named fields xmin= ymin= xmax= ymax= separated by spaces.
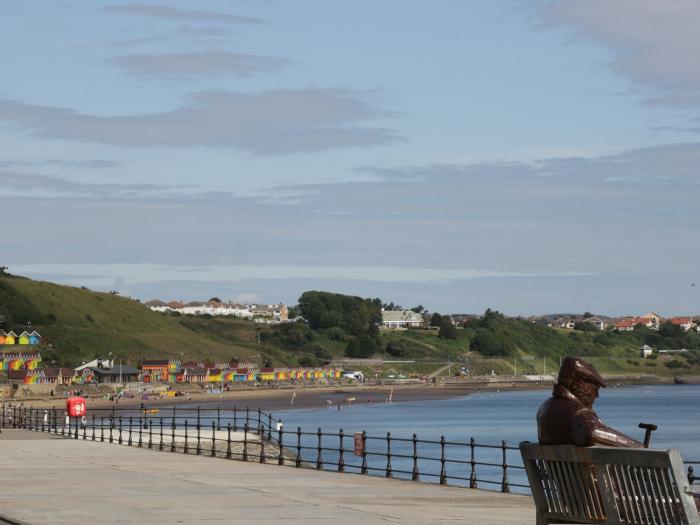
xmin=89 ymin=365 xmax=140 ymax=384
xmin=641 ymin=312 xmax=663 ymax=326
xmin=581 ymin=317 xmax=606 ymax=331
xmin=634 ymin=317 xmax=657 ymax=329
xmin=640 ymin=345 xmax=653 ymax=358
xmin=140 ymin=360 xmax=170 ymax=382
xmin=1 ymin=331 xmax=17 ymax=345
xmin=145 ymin=299 xmax=169 ymax=312
xmin=614 ymin=318 xmax=636 ymax=331
xmin=250 ymin=304 xmax=288 ymax=321
xmin=75 ymin=357 xmax=114 ymax=372
xmin=669 ymin=317 xmax=694 ymax=331
xmin=381 ymin=310 xmax=424 ymax=329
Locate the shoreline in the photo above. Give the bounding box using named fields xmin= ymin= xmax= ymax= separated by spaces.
xmin=6 ymin=373 xmax=697 ymax=413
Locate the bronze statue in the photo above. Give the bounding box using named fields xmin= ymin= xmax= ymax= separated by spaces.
xmin=537 ymin=356 xmax=643 ymax=448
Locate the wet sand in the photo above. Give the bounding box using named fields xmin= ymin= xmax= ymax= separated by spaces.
xmin=7 ymin=381 xmax=552 ymax=413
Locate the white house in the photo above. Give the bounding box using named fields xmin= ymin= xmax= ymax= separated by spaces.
xmin=381 ymin=310 xmax=424 ymax=329
xmin=640 ymin=345 xmax=653 ymax=358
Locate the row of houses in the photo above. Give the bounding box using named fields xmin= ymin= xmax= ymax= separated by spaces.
xmin=146 ymin=300 xmax=289 ymax=322
xmin=0 ymin=351 xmax=41 ymax=371
xmin=547 ymin=313 xmax=698 ymax=332
xmin=0 ymin=330 xmax=42 ymax=346
xmin=5 ymin=356 xmax=342 ymax=386
xmin=139 ymin=359 xmax=341 ymax=384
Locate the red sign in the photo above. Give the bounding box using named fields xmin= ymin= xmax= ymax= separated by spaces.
xmin=66 ymin=397 xmax=87 ymax=417
xmin=354 ymin=432 xmax=364 ymax=456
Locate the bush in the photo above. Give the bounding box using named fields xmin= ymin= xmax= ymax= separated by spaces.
xmin=85 ymin=313 xmax=94 ymax=323
xmin=665 ymin=359 xmax=687 ymax=369
xmin=470 ymin=329 xmax=514 ymax=357
xmin=323 ymin=327 xmax=347 ymax=342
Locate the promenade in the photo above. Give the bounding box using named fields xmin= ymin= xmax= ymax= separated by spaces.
xmin=0 ymin=429 xmax=534 ymax=524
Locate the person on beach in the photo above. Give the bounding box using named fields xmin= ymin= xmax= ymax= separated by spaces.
xmin=537 ymin=356 xmax=642 ymax=448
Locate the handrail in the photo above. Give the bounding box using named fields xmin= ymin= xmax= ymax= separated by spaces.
xmin=2 ymin=404 xmax=695 ymax=493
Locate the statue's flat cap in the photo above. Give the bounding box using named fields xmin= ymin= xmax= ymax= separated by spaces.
xmin=558 ymin=356 xmax=606 ymax=388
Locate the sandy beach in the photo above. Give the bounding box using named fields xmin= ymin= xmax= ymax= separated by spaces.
xmin=5 ymin=379 xmax=556 ymax=413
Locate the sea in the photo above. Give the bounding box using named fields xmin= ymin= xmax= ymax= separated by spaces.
xmin=270 ymin=384 xmax=700 ymax=492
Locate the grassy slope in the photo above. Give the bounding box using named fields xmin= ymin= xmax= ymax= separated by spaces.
xmin=1 ymin=274 xmax=698 ymax=377
xmin=0 ymin=275 xmax=242 ymax=366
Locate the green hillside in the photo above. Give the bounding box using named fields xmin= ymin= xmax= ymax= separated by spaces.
xmin=1 ymin=273 xmax=699 ymax=378
xmin=0 ymin=274 xmax=245 ymax=366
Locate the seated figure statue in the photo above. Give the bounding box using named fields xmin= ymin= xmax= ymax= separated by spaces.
xmin=537 ymin=356 xmax=642 ymax=448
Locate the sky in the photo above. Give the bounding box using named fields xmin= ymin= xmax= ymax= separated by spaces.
xmin=2 ymin=0 xmax=699 ymax=316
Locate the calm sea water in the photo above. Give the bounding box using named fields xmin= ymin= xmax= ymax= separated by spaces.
xmin=270 ymin=384 xmax=700 ymax=492
xmin=276 ymin=384 xmax=700 ymax=458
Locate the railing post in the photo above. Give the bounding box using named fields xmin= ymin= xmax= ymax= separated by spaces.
xmin=82 ymin=417 xmax=87 ymax=440
xmin=268 ymin=413 xmax=272 ymax=440
xmin=90 ymin=414 xmax=95 ymax=440
xmin=226 ymin=423 xmax=232 ymax=459
xmin=100 ymin=416 xmax=105 ymax=442
xmin=210 ymin=421 xmax=217 ymax=457
xmin=159 ymin=418 xmax=163 ymax=451
xmin=257 ymin=408 xmax=261 ymax=431
xmin=128 ymin=417 xmax=133 ymax=446
xmin=501 ymin=440 xmax=509 ymax=493
xmin=109 ymin=416 xmax=113 ymax=443
xmin=217 ymin=407 xmax=221 ymax=430
xmin=196 ymin=420 xmax=201 ymax=455
xmin=171 ymin=418 xmax=176 ymax=452
xmin=361 ymin=431 xmax=368 ymax=474
xmin=242 ymin=423 xmax=249 ymax=461
xmin=278 ymin=426 xmax=284 ymax=465
xmin=245 ymin=406 xmax=250 ymax=430
xmin=137 ymin=417 xmax=143 ymax=448
xmin=412 ymin=433 xmax=419 ymax=481
xmin=688 ymin=466 xmax=695 ymax=485
xmin=439 ymin=435 xmax=447 ymax=485
xmin=296 ymin=427 xmax=302 ymax=468
xmin=259 ymin=429 xmax=266 ymax=464
xmin=183 ymin=420 xmax=189 ymax=454
xmin=148 ymin=419 xmax=153 ymax=449
xmin=469 ymin=437 xmax=477 ymax=488
xmin=233 ymin=406 xmax=238 ymax=431
xmin=118 ymin=416 xmax=123 ymax=444
xmin=338 ymin=428 xmax=345 ymax=472
xmin=316 ymin=428 xmax=323 ymax=470
xmin=385 ymin=432 xmax=392 ymax=478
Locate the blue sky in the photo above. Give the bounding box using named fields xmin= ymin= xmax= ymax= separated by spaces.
xmin=2 ymin=1 xmax=699 ymax=315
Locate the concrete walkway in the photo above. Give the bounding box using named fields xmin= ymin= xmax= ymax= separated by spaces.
xmin=0 ymin=430 xmax=534 ymax=524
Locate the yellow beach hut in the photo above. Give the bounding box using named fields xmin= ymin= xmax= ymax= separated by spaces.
xmin=18 ymin=331 xmax=31 ymax=345
xmin=3 ymin=331 xmax=17 ymax=345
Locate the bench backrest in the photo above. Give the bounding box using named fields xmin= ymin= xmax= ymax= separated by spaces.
xmin=520 ymin=442 xmax=699 ymax=525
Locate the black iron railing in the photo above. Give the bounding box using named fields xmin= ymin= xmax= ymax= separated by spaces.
xmin=2 ymin=404 xmax=697 ymax=492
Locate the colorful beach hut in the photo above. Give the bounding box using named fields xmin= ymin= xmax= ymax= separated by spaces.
xmin=18 ymin=331 xmax=31 ymax=345
xmin=2 ymin=331 xmax=17 ymax=345
xmin=28 ymin=331 xmax=41 ymax=345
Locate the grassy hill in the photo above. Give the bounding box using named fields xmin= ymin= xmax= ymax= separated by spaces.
xmin=1 ymin=273 xmax=699 ymax=378
xmin=0 ymin=274 xmax=249 ymax=366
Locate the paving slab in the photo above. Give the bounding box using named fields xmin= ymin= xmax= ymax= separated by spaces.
xmin=0 ymin=430 xmax=535 ymax=524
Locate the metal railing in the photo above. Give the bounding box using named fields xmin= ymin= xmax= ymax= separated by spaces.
xmin=2 ymin=404 xmax=697 ymax=493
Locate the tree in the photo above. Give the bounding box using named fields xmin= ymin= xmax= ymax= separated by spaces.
xmin=582 ymin=311 xmax=594 ymax=319
xmin=470 ymin=329 xmax=514 ymax=357
xmin=438 ymin=320 xmax=458 ymax=339
xmin=0 ymin=265 xmax=8 ymax=276
xmin=208 ymin=297 xmax=222 ymax=303
xmin=410 ymin=305 xmax=426 ymax=314
xmin=297 ymin=291 xmax=382 ymax=335
xmin=430 ymin=313 xmax=443 ymax=327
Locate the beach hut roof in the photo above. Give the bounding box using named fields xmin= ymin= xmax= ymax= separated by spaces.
xmin=141 ymin=359 xmax=169 ymax=366
xmin=7 ymin=370 xmax=27 ymax=379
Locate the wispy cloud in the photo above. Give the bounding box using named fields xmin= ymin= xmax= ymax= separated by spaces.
xmin=537 ymin=0 xmax=700 ymax=108
xmin=111 ymin=51 xmax=289 ymax=78
xmin=103 ymin=4 xmax=263 ymax=25
xmin=0 ymin=90 xmax=401 ymax=155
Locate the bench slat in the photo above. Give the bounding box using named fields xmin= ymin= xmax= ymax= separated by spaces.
xmin=520 ymin=442 xmax=700 ymax=525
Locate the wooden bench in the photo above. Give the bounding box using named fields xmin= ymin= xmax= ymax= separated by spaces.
xmin=520 ymin=441 xmax=700 ymax=525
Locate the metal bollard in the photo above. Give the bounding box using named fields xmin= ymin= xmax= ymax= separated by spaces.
xmin=439 ymin=435 xmax=447 ymax=485
xmin=501 ymin=440 xmax=509 ymax=493
xmin=338 ymin=428 xmax=345 ymax=472
xmin=412 ymin=434 xmax=419 ymax=481
xmin=386 ymin=432 xmax=392 ymax=478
